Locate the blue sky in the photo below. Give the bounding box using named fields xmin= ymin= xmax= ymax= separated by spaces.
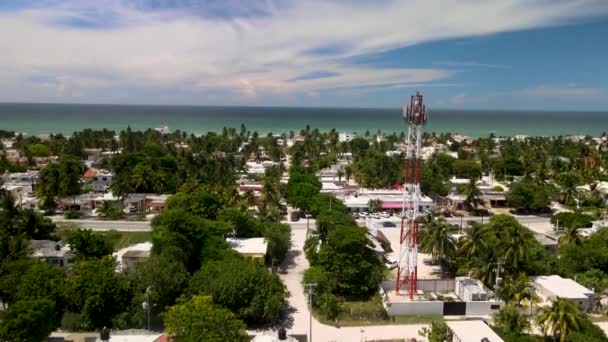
xmin=1 ymin=0 xmax=608 ymax=110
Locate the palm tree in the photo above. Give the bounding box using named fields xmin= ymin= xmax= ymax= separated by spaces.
xmin=459 ymin=223 xmax=488 ymax=259
xmin=464 ymin=177 xmax=483 ymax=210
xmin=500 ymin=222 xmax=530 ymax=271
xmin=536 ymin=297 xmax=584 ymax=342
xmin=559 ymin=171 xmax=581 ymax=206
xmin=336 ymin=168 xmax=344 ymax=183
xmin=97 ymin=200 xmax=115 ymax=218
xmin=558 ymin=225 xmax=582 ymax=247
xmin=344 ymin=165 xmax=353 ymax=185
xmin=368 ymin=199 xmax=382 ymax=213
xmin=419 ymin=216 xmax=456 ymax=263
xmin=500 ymin=273 xmax=537 ymax=306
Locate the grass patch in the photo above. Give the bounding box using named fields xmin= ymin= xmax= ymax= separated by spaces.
xmin=101 ymin=230 xmax=152 ymax=250
xmin=55 ymin=224 xmax=152 ymax=250
xmin=315 ymin=295 xmax=439 ymax=327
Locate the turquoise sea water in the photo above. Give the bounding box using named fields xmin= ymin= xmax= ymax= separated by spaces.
xmin=0 ymin=103 xmax=607 ymax=137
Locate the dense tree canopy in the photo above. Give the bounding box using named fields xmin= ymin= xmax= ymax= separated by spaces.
xmin=187 ymin=256 xmax=287 ymax=325
xmin=164 ymin=295 xmax=247 ymax=342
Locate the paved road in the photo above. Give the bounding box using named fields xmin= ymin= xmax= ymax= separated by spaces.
xmin=272 ymin=225 xmax=427 ymax=342
xmin=49 ymin=217 xmax=315 ymax=233
xmin=50 ymin=217 xmax=153 ymax=232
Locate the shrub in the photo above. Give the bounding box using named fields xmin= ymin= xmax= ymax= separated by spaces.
xmin=64 ymin=209 xmax=81 ymax=219
xmin=316 ymin=292 xmax=340 ymax=320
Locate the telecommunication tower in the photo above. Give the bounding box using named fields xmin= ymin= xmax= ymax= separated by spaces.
xmin=396 ymin=92 xmax=428 ymax=299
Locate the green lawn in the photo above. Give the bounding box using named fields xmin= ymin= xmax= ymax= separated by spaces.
xmin=315 ymin=295 xmax=440 ymax=327
xmin=56 ymin=224 xmax=152 ymax=250
xmin=101 ymin=230 xmax=152 ymax=250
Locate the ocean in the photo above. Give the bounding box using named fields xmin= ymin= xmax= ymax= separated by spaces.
xmin=0 ymin=103 xmax=607 ymax=137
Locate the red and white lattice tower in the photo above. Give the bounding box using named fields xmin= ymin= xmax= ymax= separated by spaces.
xmin=396 ymin=92 xmax=428 ymax=299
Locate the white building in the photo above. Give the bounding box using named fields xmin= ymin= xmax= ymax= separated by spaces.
xmin=113 ymin=242 xmax=153 ymax=271
xmin=338 ymin=132 xmax=356 ymax=143
xmin=84 ymin=169 xmax=113 ymax=192
xmin=341 ymin=188 xmax=435 ymax=213
xmin=226 ymin=237 xmax=267 ymax=262
xmin=532 ymin=275 xmax=594 ymax=312
xmin=379 ymin=277 xmax=502 ymax=317
xmin=446 ymin=320 xmax=504 ymax=342
xmin=29 ymin=240 xmax=75 ymax=268
xmin=245 ymin=161 xmax=278 ymax=174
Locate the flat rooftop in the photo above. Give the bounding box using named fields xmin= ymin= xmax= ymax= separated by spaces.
xmin=226 ymin=237 xmax=268 ymax=255
xmin=533 ymin=275 xmax=593 ymax=299
xmin=446 ymin=320 xmax=504 ymax=342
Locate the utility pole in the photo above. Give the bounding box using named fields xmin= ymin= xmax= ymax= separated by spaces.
xmin=143 ymin=286 xmax=153 ymax=331
xmin=305 ymin=283 xmax=317 ymax=342
xmin=494 ymin=260 xmax=505 ymax=298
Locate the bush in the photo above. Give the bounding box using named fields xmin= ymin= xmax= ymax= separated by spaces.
xmin=492 ymin=185 xmax=504 ymax=192
xmin=64 ymin=209 xmax=81 ymax=219
xmin=316 ymin=292 xmax=340 ymax=320
xmin=60 ymin=311 xmax=83 ymax=331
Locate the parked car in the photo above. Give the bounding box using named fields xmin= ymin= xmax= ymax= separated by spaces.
xmin=382 ymin=221 xmax=396 ymax=228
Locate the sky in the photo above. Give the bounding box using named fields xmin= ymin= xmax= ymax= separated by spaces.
xmin=1 ymin=0 xmax=608 ymax=110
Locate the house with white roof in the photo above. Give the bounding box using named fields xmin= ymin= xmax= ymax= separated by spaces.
xmin=226 ymin=237 xmax=267 ymax=263
xmin=532 ymin=275 xmax=594 ymax=311
xmin=446 ymin=320 xmax=504 ymax=342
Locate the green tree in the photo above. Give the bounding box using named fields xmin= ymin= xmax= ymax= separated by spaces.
xmin=453 ymin=159 xmax=482 ymax=179
xmin=492 ymin=303 xmax=530 ymax=337
xmin=0 ymin=298 xmax=56 ymax=342
xmin=164 ymin=295 xmax=247 ymax=342
xmin=27 ymin=143 xmax=51 ymax=157
xmin=459 ymin=223 xmax=488 ymax=259
xmin=97 ymin=200 xmax=124 ymax=219
xmin=418 ymin=320 xmax=448 ymax=342
xmin=126 ymin=255 xmax=190 ymax=327
xmin=15 ymin=261 xmax=65 ymax=323
xmin=317 ymin=226 xmax=384 ymax=298
xmin=499 ymin=274 xmax=536 ymax=306
xmin=558 ymin=225 xmax=583 ymax=248
xmin=506 ymin=181 xmax=552 ymax=213
xmin=67 ymin=228 xmax=114 ymax=260
xmin=559 ymin=171 xmax=582 ymax=206
xmin=536 ymin=297 xmax=585 ymax=342
xmin=344 ymin=165 xmax=353 ymax=185
xmin=187 ymin=257 xmax=287 ymax=325
xmin=464 ymin=177 xmax=483 ymax=210
xmin=264 ymin=222 xmax=291 ymax=262
xmin=574 ymin=269 xmax=608 ymax=293
xmin=64 ymin=257 xmax=131 ymax=330
xmin=336 ymin=168 xmax=344 ymax=183
xmin=419 ymin=216 xmax=456 ymax=263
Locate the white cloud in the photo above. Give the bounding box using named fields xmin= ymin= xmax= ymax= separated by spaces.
xmin=1 ymin=0 xmax=607 ymax=103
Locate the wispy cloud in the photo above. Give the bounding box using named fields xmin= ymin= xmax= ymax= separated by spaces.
xmin=434 ymin=61 xmax=511 ymax=69
xmin=0 ymin=0 xmax=607 ymax=104
xmin=519 ymin=85 xmax=604 ymax=98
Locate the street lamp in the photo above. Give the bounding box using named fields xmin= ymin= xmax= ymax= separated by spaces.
xmin=305 ymin=283 xmax=317 ymax=342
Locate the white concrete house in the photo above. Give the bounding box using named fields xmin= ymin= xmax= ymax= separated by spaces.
xmin=532 ymin=275 xmax=594 ymax=312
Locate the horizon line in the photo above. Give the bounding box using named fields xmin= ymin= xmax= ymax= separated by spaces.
xmin=0 ymin=101 xmax=607 ymax=114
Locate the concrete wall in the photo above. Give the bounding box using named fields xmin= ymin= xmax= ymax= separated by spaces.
xmin=466 ymin=301 xmax=503 ymax=316
xmin=386 ymin=301 xmax=444 ymax=316
xmin=418 ymin=279 xmax=455 ymax=293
